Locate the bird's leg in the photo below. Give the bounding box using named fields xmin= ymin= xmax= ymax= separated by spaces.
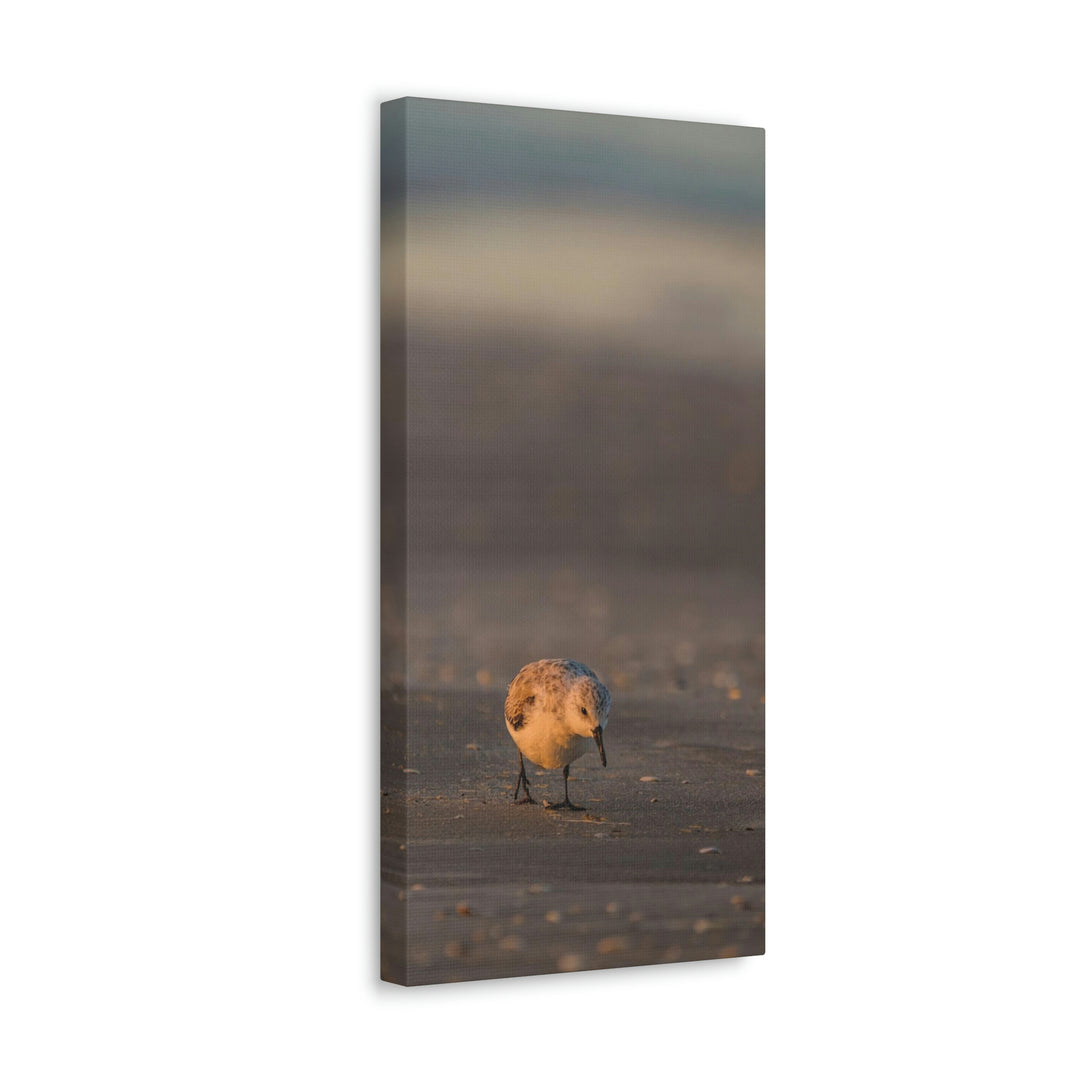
xmin=544 ymin=764 xmax=584 ymax=811
xmin=514 ymin=750 xmax=536 ymax=804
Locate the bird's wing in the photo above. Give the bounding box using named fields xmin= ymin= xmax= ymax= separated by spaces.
xmin=504 ymin=672 xmax=537 ymax=730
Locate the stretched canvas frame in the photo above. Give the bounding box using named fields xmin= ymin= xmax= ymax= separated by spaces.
xmin=381 ymin=98 xmax=764 ymax=985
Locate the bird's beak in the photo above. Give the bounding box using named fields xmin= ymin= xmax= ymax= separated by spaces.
xmin=592 ymin=726 xmax=607 ymax=767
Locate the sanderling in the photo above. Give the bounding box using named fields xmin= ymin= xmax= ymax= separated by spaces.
xmin=504 ymin=659 xmax=610 ymax=811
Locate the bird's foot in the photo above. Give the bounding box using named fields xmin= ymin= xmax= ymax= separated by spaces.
xmin=542 ymin=798 xmax=585 ymax=812
xmin=514 ymin=794 xmax=537 ymax=805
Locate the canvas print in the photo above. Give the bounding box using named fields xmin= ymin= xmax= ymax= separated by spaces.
xmin=381 ymin=98 xmax=764 ymax=984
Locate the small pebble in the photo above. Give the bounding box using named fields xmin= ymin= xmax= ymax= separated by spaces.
xmin=738 ymin=875 xmax=753 ymax=884
xmin=745 ymin=769 xmax=760 ymax=776
xmin=544 ymin=910 xmax=561 ymax=924
xmin=499 ymin=935 xmax=523 ymax=952
xmin=605 ymin=902 xmax=619 ymax=915
xmin=650 ymin=797 xmax=659 ymax=803
xmin=699 ymin=846 xmax=720 ymax=854
xmin=693 ymin=918 xmax=713 ymax=934
xmin=466 ymin=743 xmax=480 ymax=750
xmin=456 ymin=902 xmax=472 ymax=916
xmin=443 ymin=941 xmax=463 ymax=959
xmin=639 ymin=776 xmax=660 ymax=783
xmin=558 ymin=954 xmax=584 ymax=972
xmin=730 ymin=895 xmax=751 ymax=910
xmin=597 ymin=936 xmax=628 ymax=954
xmin=402 ymin=768 xmax=419 ymax=774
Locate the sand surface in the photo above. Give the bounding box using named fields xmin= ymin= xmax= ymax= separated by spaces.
xmin=382 ymin=686 xmax=764 ymax=984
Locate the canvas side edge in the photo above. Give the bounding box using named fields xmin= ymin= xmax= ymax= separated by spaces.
xmin=379 ymin=97 xmax=409 ymax=986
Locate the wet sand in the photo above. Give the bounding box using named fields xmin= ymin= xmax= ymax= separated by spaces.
xmin=381 ymin=686 xmax=764 ymax=984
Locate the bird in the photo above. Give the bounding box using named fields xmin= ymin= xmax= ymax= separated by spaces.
xmin=504 ymin=659 xmax=610 ymax=810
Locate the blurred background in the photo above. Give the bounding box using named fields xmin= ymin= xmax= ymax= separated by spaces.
xmin=383 ymin=99 xmax=764 ymax=699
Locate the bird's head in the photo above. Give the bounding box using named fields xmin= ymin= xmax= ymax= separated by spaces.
xmin=565 ymin=677 xmax=611 ymax=766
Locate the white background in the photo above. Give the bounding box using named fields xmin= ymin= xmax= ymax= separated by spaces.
xmin=2 ymin=2 xmax=1078 ymax=1076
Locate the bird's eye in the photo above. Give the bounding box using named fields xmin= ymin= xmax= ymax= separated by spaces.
xmin=581 ymin=706 xmax=588 ymax=716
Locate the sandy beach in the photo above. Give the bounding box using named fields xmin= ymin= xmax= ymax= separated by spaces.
xmin=381 ymin=685 xmax=764 ymax=984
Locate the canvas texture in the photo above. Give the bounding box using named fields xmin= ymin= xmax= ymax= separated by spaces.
xmin=381 ymin=98 xmax=764 ymax=985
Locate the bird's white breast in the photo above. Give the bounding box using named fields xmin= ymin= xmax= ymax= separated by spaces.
xmin=507 ymin=712 xmax=590 ymax=771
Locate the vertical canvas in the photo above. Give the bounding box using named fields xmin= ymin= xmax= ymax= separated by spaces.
xmin=381 ymin=98 xmax=764 ymax=985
